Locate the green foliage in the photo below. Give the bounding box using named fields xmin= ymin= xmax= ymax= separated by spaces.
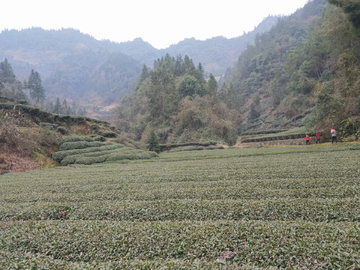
xmin=327 ymin=0 xmax=360 ymax=29
xmin=179 ymin=75 xmax=201 ymax=98
xmin=147 ymin=130 xmax=159 ymax=152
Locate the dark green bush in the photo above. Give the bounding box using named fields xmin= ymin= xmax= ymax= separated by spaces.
xmin=92 ymin=135 xmax=106 ymax=142
xmin=90 ymin=124 xmax=100 ymax=132
xmin=97 ymin=130 xmax=118 ymax=138
xmin=56 ymin=126 xmax=68 ymax=135
xmin=205 ymin=146 xmax=224 ymax=150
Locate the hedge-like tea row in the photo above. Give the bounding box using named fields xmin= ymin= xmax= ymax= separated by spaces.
xmin=241 ymin=129 xmax=288 ymax=136
xmin=59 ymin=141 xmax=112 ymax=151
xmin=158 ymin=141 xmax=217 ymax=152
xmin=62 ymin=148 xmax=158 ymax=166
xmin=53 ymin=136 xmax=158 ymax=165
xmin=1 ymin=197 xmax=359 ymax=222
xmin=1 ymin=220 xmax=359 ymax=268
xmin=52 ymin=144 xmax=125 ymax=163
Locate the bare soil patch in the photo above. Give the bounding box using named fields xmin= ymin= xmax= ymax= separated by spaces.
xmin=0 ymin=153 xmax=39 ymax=175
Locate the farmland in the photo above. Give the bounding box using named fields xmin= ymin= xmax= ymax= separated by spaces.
xmin=1 ymin=144 xmax=360 ymax=269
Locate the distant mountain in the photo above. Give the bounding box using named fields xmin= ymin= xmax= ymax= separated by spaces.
xmin=0 ymin=28 xmax=142 ymax=106
xmin=117 ymin=16 xmax=280 ymax=77
xmin=0 ymin=16 xmax=279 ymax=108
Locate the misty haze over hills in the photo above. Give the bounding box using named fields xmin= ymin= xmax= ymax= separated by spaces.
xmin=0 ymin=15 xmax=279 ymax=106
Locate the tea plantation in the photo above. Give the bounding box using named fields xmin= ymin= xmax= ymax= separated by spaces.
xmin=1 ymin=144 xmax=360 ymax=269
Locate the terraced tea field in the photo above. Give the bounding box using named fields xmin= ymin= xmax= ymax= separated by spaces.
xmin=1 ymin=144 xmax=360 ymax=269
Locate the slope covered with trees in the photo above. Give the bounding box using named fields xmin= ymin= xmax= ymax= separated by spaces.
xmin=222 ymin=0 xmax=360 ymax=140
xmin=115 ymin=54 xmax=241 ymax=145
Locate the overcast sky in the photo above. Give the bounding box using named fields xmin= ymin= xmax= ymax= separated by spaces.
xmin=1 ymin=0 xmax=310 ymax=49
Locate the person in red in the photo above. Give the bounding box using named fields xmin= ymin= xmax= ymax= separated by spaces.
xmin=305 ymin=135 xmax=310 ymax=145
xmin=315 ymin=131 xmax=321 ymax=144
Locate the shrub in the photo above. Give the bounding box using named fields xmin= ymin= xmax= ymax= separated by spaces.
xmin=56 ymin=126 xmax=68 ymax=135
xmin=92 ymin=135 xmax=106 ymax=142
xmin=97 ymin=130 xmax=118 ymax=138
xmin=147 ymin=130 xmax=159 ymax=152
xmin=205 ymin=146 xmax=224 ymax=150
xmin=90 ymin=124 xmax=100 ymax=132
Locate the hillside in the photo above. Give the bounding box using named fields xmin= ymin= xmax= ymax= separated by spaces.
xmin=0 ymin=96 xmax=145 ymax=174
xmin=0 ymin=16 xmax=279 ymax=111
xmin=222 ymin=0 xmax=359 ymax=140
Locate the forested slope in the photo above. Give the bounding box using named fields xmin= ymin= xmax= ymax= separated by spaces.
xmin=116 ymin=55 xmax=241 ymax=145
xmin=222 ymin=0 xmax=360 ymax=140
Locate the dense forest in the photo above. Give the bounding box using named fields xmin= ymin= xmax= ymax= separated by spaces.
xmin=221 ymin=0 xmax=360 ymax=140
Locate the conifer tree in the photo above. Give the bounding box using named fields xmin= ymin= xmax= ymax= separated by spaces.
xmin=207 ymin=74 xmax=218 ymax=96
xmin=28 ymin=69 xmax=45 ymax=104
xmin=0 ymin=58 xmax=16 ymax=84
xmin=53 ymin=97 xmax=63 ymax=114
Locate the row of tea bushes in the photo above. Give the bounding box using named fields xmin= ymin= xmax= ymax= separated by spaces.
xmin=1 ymin=220 xmax=359 ymax=268
xmin=52 ymin=135 xmax=158 ymax=166
xmin=241 ymin=127 xmax=315 ymax=143
xmin=167 ymin=146 xmax=224 ymax=152
xmin=158 ymin=142 xmax=217 ymax=152
xmin=240 ymin=129 xmax=288 ymax=136
xmin=1 ymin=197 xmax=359 ymax=222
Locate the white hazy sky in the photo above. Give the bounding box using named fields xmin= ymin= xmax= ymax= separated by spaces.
xmin=1 ymin=0 xmax=310 ymax=49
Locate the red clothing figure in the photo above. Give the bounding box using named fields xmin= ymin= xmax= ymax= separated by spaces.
xmin=315 ymin=131 xmax=321 ymax=144
xmin=305 ymin=135 xmax=310 ymax=145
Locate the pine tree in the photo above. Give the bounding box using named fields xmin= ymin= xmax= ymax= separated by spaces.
xmin=140 ymin=64 xmax=149 ymax=82
xmin=28 ymin=69 xmax=45 ymax=104
xmin=0 ymin=58 xmax=16 ymax=84
xmin=207 ymin=74 xmax=218 ymax=96
xmin=53 ymin=97 xmax=63 ymax=114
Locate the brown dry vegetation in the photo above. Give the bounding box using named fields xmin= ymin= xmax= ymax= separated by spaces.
xmin=0 ymin=103 xmax=121 ymax=174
